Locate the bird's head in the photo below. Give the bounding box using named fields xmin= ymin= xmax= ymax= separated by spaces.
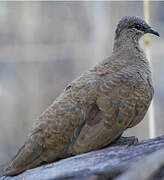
xmin=115 ymin=16 xmax=160 ymax=42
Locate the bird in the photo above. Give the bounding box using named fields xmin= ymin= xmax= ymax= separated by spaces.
xmin=0 ymin=16 xmax=160 ymax=177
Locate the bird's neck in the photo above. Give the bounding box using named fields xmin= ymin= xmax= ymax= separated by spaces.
xmin=113 ymin=36 xmax=140 ymax=52
xmin=113 ymin=31 xmax=141 ymax=52
xmin=112 ymin=36 xmax=151 ymax=76
xmin=113 ymin=37 xmax=147 ymax=63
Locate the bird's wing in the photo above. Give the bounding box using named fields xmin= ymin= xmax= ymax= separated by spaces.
xmin=68 ymin=66 xmax=153 ymax=155
xmin=30 ymin=97 xmax=85 ymax=161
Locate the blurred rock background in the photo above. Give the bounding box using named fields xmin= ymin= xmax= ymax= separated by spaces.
xmin=0 ymin=1 xmax=163 ymax=165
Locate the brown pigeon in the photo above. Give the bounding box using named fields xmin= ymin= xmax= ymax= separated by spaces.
xmin=0 ymin=16 xmax=160 ymax=177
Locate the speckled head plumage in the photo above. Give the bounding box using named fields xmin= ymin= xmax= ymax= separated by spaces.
xmin=115 ymin=16 xmax=160 ymax=40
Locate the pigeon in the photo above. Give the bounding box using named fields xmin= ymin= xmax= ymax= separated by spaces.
xmin=0 ymin=16 xmax=160 ymax=177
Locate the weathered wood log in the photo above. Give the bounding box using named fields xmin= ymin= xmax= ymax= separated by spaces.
xmin=1 ymin=135 xmax=164 ymax=180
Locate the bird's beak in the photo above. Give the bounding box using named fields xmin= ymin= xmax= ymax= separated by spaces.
xmin=145 ymin=27 xmax=160 ymax=37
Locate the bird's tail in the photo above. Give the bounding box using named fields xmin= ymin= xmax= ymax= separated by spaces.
xmin=0 ymin=139 xmax=45 ymax=177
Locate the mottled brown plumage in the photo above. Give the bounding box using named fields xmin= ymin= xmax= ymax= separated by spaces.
xmin=0 ymin=16 xmax=159 ymax=177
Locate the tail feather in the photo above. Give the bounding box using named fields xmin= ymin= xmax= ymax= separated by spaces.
xmin=1 ymin=140 xmax=45 ymax=177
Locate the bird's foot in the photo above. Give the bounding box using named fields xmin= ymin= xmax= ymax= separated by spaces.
xmin=111 ymin=136 xmax=139 ymax=146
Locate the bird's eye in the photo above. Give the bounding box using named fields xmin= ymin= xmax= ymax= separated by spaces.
xmin=134 ymin=24 xmax=142 ymax=30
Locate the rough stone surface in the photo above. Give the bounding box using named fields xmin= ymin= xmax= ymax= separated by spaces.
xmin=1 ymin=136 xmax=164 ymax=180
